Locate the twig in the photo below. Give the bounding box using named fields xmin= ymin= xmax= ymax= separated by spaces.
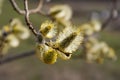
xmin=29 ymin=0 xmax=44 ymax=14
xmin=102 ymin=0 xmax=118 ymax=30
xmin=10 ymin=0 xmax=37 ymax=35
xmin=10 ymin=0 xmax=44 ymax=15
xmin=10 ymin=0 xmax=25 ymax=14
xmin=24 ymin=0 xmax=38 ymax=36
xmin=0 ymin=50 xmax=35 ymax=65
xmin=101 ymin=12 xmax=113 ymax=30
xmin=10 ymin=0 xmax=44 ymax=38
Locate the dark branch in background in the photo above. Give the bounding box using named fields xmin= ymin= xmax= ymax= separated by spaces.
xmin=0 ymin=50 xmax=35 ymax=65
xmin=0 ymin=0 xmax=119 ymax=65
xmin=102 ymin=0 xmax=118 ymax=30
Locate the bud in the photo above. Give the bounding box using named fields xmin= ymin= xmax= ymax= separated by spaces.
xmin=56 ymin=26 xmax=83 ymax=53
xmin=36 ymin=44 xmax=57 ymax=64
xmin=49 ymin=5 xmax=72 ymax=21
xmin=6 ymin=34 xmax=19 ymax=47
xmin=90 ymin=20 xmax=101 ymax=32
xmin=0 ymin=43 xmax=10 ymax=56
xmin=10 ymin=18 xmax=30 ymax=39
xmin=40 ymin=21 xmax=57 ymax=39
xmin=13 ymin=26 xmax=30 ymax=39
xmin=80 ymin=23 xmax=94 ymax=36
xmin=2 ymin=25 xmax=11 ymax=34
xmin=107 ymin=48 xmax=117 ymax=61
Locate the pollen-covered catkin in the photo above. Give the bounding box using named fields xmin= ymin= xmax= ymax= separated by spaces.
xmin=36 ymin=44 xmax=58 ymax=64
xmin=40 ymin=21 xmax=57 ymax=39
xmin=55 ymin=26 xmax=83 ymax=53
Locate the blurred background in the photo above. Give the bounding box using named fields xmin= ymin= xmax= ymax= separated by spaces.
xmin=0 ymin=0 xmax=120 ymax=80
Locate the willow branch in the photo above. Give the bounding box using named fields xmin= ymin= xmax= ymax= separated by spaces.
xmin=101 ymin=12 xmax=113 ymax=30
xmin=10 ymin=0 xmax=44 ymax=15
xmin=102 ymin=0 xmax=118 ymax=30
xmin=10 ymin=0 xmax=25 ymax=14
xmin=24 ymin=0 xmax=38 ymax=36
xmin=29 ymin=0 xmax=44 ymax=14
xmin=0 ymin=50 xmax=35 ymax=65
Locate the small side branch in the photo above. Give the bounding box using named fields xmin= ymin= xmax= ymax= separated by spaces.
xmin=10 ymin=0 xmax=25 ymax=14
xmin=24 ymin=0 xmax=38 ymax=36
xmin=10 ymin=0 xmax=44 ymax=15
xmin=29 ymin=0 xmax=44 ymax=14
xmin=102 ymin=0 xmax=118 ymax=30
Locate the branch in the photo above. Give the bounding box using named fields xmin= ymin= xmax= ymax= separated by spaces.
xmin=24 ymin=0 xmax=38 ymax=36
xmin=10 ymin=0 xmax=44 ymax=15
xmin=102 ymin=0 xmax=118 ymax=30
xmin=29 ymin=0 xmax=44 ymax=14
xmin=10 ymin=0 xmax=25 ymax=14
xmin=101 ymin=12 xmax=113 ymax=30
xmin=0 ymin=50 xmax=35 ymax=65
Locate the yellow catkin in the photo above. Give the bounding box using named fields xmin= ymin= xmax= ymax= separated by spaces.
xmin=40 ymin=21 xmax=57 ymax=39
xmin=36 ymin=44 xmax=58 ymax=64
xmin=43 ymin=49 xmax=57 ymax=64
